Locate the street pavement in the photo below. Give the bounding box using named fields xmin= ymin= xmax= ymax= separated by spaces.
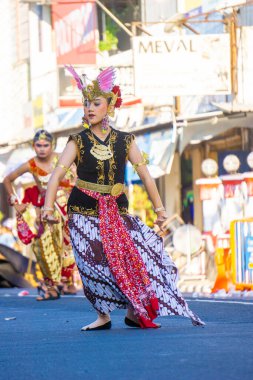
xmin=0 ymin=288 xmax=252 ymax=380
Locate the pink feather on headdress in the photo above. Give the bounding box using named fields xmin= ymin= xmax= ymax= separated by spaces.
xmin=64 ymin=65 xmax=85 ymax=90
xmin=97 ymin=66 xmax=116 ymax=92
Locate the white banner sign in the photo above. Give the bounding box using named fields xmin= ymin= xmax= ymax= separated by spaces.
xmin=202 ymin=0 xmax=246 ymax=12
xmin=132 ymin=34 xmax=231 ymax=105
xmin=237 ymin=27 xmax=253 ymax=105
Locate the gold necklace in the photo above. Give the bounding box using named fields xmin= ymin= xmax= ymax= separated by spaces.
xmin=89 ymin=131 xmax=113 ymax=161
xmin=90 ymin=143 xmax=113 ymax=160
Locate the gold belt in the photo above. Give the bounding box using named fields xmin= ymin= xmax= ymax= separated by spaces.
xmin=76 ymin=179 xmax=125 ymax=197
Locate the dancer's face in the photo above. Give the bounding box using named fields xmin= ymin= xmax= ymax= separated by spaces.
xmin=83 ymin=96 xmax=109 ymax=125
xmin=33 ymin=140 xmax=53 ymax=159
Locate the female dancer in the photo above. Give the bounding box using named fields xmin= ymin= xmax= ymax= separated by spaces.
xmin=42 ymin=66 xmax=204 ymax=329
xmin=3 ymin=130 xmax=76 ymax=299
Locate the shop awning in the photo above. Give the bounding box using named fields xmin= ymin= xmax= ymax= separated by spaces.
xmin=179 ymin=110 xmax=253 ymax=153
xmin=212 ymin=102 xmax=253 ymax=113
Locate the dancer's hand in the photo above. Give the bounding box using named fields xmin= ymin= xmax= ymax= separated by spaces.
xmin=14 ymin=203 xmax=27 ymax=215
xmin=41 ymin=210 xmax=59 ymax=225
xmin=154 ymin=211 xmax=168 ymax=232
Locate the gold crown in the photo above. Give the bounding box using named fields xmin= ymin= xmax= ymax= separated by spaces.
xmin=82 ymin=80 xmax=113 ymax=101
xmin=38 ymin=132 xmax=47 ymax=141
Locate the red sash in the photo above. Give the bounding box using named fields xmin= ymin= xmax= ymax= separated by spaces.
xmin=79 ymin=188 xmax=159 ymax=328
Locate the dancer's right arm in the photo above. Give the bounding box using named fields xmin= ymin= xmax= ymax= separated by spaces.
xmin=43 ymin=141 xmax=77 ymax=220
xmin=3 ymin=162 xmax=30 ymax=214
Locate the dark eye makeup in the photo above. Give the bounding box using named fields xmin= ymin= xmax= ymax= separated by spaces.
xmin=84 ymin=99 xmax=101 ymax=107
xmin=35 ymin=143 xmax=50 ymax=148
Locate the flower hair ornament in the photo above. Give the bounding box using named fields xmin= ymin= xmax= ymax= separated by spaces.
xmin=65 ymin=65 xmax=122 ymax=133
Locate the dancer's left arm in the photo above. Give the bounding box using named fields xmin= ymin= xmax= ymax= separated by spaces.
xmin=128 ymin=140 xmax=167 ymax=230
xmin=42 ymin=141 xmax=77 ymax=221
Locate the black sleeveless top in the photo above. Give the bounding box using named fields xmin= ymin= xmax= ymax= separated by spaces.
xmin=67 ymin=127 xmax=135 ymax=216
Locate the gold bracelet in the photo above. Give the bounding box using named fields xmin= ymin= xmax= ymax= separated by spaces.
xmin=132 ymin=152 xmax=149 ymax=172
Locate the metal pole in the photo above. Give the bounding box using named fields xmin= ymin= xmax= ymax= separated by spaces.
xmin=230 ymin=10 xmax=238 ymax=96
xmin=175 ymin=96 xmax=181 ymax=116
xmin=95 ymin=0 xmax=134 ymax=37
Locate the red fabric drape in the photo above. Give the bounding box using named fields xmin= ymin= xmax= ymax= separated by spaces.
xmin=79 ymin=188 xmax=160 ymax=328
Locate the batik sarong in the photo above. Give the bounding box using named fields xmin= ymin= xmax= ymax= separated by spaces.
xmin=69 ymin=213 xmax=204 ymax=326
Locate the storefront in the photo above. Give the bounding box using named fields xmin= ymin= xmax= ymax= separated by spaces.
xmin=180 ymin=108 xmax=253 ymax=231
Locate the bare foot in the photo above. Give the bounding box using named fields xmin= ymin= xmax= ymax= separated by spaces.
xmin=67 ymin=284 xmax=77 ymax=294
xmin=81 ymin=314 xmax=111 ymax=331
xmin=62 ymin=284 xmax=77 ymax=295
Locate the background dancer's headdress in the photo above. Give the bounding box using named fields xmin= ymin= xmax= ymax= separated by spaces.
xmin=33 ymin=129 xmax=54 ymax=145
xmin=65 ymin=65 xmax=122 ymax=111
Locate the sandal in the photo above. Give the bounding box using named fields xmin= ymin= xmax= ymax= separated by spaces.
xmin=124 ymin=317 xmax=141 ymax=328
xmin=36 ymin=286 xmax=60 ymax=301
xmin=81 ymin=321 xmax=112 ymax=331
xmin=37 ymin=282 xmax=47 ymax=295
xmin=124 ymin=317 xmax=161 ymax=328
xmin=60 ymin=284 xmax=77 ymax=295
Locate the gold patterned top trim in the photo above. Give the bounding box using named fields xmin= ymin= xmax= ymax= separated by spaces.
xmin=87 ymin=129 xmax=118 ymax=186
xmin=70 ymin=130 xmax=134 ymax=186
xmin=87 ymin=131 xmax=106 ymax=184
xmin=108 ymin=130 xmax=117 ymax=185
xmin=69 ymin=134 xmax=84 ymax=164
xmin=124 ymin=134 xmax=135 ymax=161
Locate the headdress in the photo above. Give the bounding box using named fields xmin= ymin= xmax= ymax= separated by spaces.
xmin=65 ymin=65 xmax=122 ymax=115
xmin=33 ymin=129 xmax=54 ymax=144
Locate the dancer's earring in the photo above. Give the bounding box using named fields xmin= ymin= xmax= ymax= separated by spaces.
xmin=101 ymin=114 xmax=109 ymax=134
xmin=82 ymin=116 xmax=90 ymax=129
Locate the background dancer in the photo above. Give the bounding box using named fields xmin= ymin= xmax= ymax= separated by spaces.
xmin=42 ymin=66 xmax=205 ymax=328
xmin=3 ymin=130 xmax=76 ymax=300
